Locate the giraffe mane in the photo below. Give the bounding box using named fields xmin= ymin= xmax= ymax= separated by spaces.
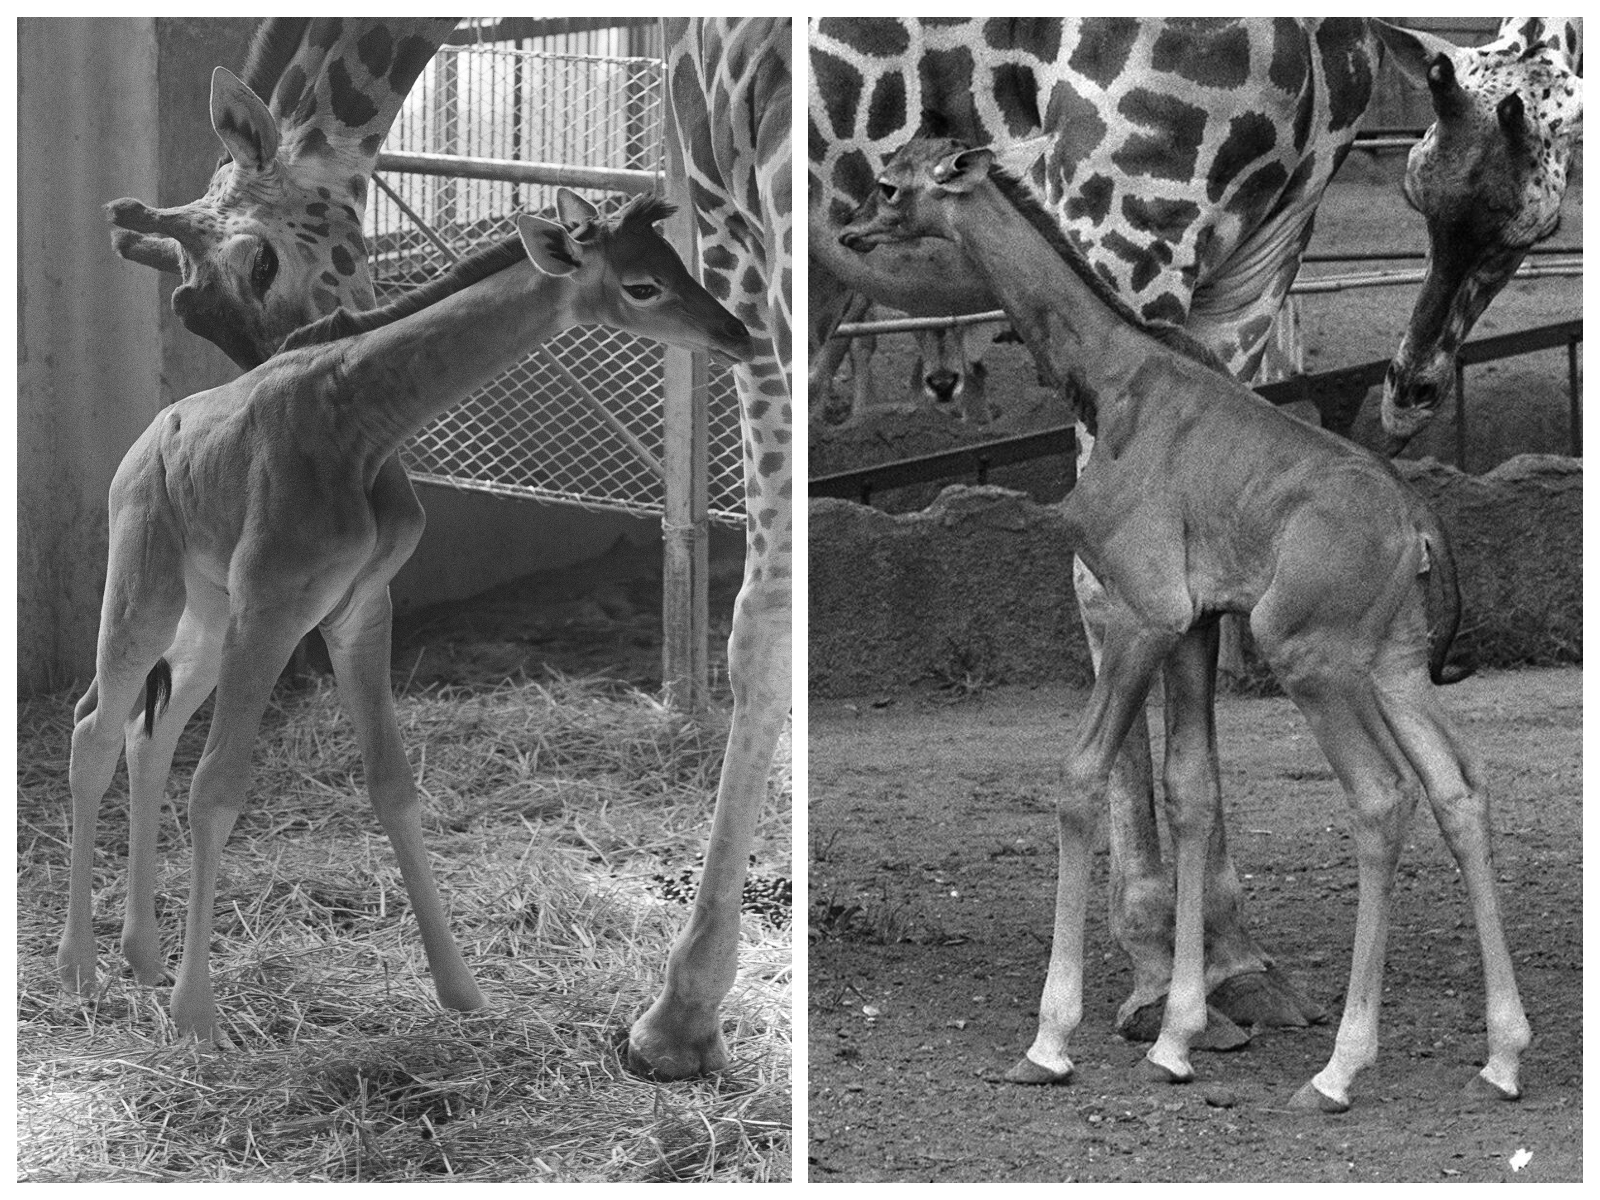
xmin=277 ymin=235 xmax=527 ymax=353
xmin=981 ymin=162 xmax=1230 ymax=376
xmin=615 ymin=192 xmax=678 ymax=232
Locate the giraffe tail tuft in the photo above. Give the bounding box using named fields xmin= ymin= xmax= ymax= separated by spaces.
xmin=1422 ymin=524 xmax=1475 ymax=686
xmin=143 ymin=659 xmax=173 ymax=738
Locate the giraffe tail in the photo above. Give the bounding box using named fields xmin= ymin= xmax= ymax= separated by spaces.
xmin=1421 ymin=520 xmax=1475 ymax=687
xmin=142 ymin=659 xmax=173 ymax=737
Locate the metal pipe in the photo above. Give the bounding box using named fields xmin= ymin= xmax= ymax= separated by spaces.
xmin=377 ymin=149 xmax=660 ymax=194
xmin=1569 ymin=334 xmax=1581 ymax=457
xmin=831 ymin=263 xmax=1583 ymax=339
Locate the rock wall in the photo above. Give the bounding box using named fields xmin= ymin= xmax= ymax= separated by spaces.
xmin=808 ymin=454 xmax=1580 ymax=697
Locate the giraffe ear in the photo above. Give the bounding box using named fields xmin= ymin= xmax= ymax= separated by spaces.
xmin=1370 ymin=20 xmax=1460 ymax=92
xmin=996 ymin=134 xmax=1054 ymax=178
xmin=210 ymin=67 xmax=280 ymax=172
xmin=555 ymin=188 xmax=600 ymax=227
xmin=933 ymin=148 xmax=995 ymax=192
xmin=516 ymin=214 xmax=584 ymax=277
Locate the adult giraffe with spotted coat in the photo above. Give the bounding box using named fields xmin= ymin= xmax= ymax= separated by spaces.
xmin=92 ymin=16 xmax=791 ymax=1080
xmin=629 ymin=16 xmax=793 ymax=1080
xmin=810 ymin=16 xmax=1578 ymax=1048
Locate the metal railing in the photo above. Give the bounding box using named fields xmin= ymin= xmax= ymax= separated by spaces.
xmin=369 ymin=42 xmax=746 ymax=526
xmin=811 ymin=319 xmax=1583 ymax=503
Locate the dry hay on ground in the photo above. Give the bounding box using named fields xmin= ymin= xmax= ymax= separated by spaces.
xmin=17 ymin=674 xmax=791 ymax=1182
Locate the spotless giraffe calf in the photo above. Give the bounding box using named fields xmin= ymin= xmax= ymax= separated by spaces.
xmin=840 ymin=130 xmax=1529 ymax=1112
xmin=74 ymin=17 xmax=793 ymax=1077
xmin=812 ymin=15 xmax=1578 ymax=1044
xmin=62 ymin=189 xmax=754 ymax=1049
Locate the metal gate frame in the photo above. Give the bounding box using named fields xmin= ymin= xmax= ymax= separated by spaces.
xmin=370 ymin=38 xmax=721 ymax=709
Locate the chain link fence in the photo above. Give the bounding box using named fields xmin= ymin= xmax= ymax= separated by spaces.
xmin=368 ymin=41 xmax=745 ymax=525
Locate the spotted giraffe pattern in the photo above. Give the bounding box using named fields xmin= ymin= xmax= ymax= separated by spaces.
xmin=107 ymin=18 xmax=457 ymax=368
xmin=626 ymin=17 xmax=792 ymax=1081
xmin=810 ymin=18 xmax=1383 ymax=382
xmin=1380 ymin=16 xmax=1582 ymax=445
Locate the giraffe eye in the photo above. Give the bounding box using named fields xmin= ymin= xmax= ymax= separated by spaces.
xmin=250 ymin=242 xmax=278 ymax=296
xmin=624 ymin=282 xmax=661 ymax=301
xmin=877 ymin=182 xmax=899 ymax=204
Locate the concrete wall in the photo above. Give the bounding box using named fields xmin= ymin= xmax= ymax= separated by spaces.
xmin=18 ymin=19 xmax=164 ymax=691
xmin=809 ymin=455 xmax=1581 ymax=697
xmin=16 ymin=19 xmax=663 ymax=693
xmin=390 ymin=487 xmax=666 ymax=617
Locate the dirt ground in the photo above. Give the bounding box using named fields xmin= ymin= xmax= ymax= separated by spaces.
xmin=808 ymin=668 xmax=1581 ymax=1182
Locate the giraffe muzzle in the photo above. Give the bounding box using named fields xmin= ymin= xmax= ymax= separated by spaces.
xmin=838 ymin=228 xmax=886 ymax=254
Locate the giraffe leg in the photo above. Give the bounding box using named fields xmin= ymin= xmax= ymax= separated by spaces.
xmin=1144 ymin=627 xmax=1222 ymax=1083
xmin=320 ymin=586 xmax=485 ymax=1014
xmin=1274 ymin=670 xmax=1418 ymax=1113
xmin=628 ymin=582 xmax=791 ymax=1080
xmin=59 ymin=512 xmax=187 ymax=997
xmin=120 ymin=594 xmax=228 ymax=985
xmin=1009 ymin=614 xmax=1176 ymax=1084
xmin=1377 ymin=673 xmax=1529 ymax=1101
xmin=1074 ymin=557 xmax=1269 ymax=1047
xmin=169 ymin=608 xmax=315 ymax=1047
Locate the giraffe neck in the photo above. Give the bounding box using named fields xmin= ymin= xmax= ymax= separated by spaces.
xmin=314 ymin=257 xmax=582 ymax=468
xmin=664 ymin=18 xmax=794 ymax=561
xmin=261 ymin=18 xmax=457 ymax=197
xmin=944 ymin=170 xmax=1201 ymax=416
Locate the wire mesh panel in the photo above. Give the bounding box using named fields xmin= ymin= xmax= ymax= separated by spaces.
xmin=369 ymin=40 xmax=745 ymax=525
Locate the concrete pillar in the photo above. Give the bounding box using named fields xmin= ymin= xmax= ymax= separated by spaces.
xmin=17 ymin=19 xmax=252 ymax=693
xmin=18 ymin=19 xmax=164 ymax=692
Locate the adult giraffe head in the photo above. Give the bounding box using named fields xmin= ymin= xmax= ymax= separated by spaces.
xmin=105 ymin=18 xmax=454 ymax=370
xmin=1374 ymin=18 xmax=1582 ymax=453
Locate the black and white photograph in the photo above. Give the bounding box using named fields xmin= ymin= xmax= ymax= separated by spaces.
xmin=18 ymin=16 xmax=791 ymax=1181
xmin=808 ymin=16 xmax=1580 ymax=1182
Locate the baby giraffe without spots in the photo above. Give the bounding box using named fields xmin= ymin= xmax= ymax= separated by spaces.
xmin=61 ymin=190 xmax=753 ymax=1047
xmin=840 ymin=136 xmax=1528 ymax=1112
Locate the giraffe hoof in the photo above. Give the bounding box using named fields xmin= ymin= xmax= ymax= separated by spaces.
xmin=1288 ymin=1079 xmax=1349 ymax=1114
xmin=1116 ymin=998 xmax=1166 ymax=1044
xmin=131 ymin=965 xmax=176 ymax=988
xmin=1192 ymin=1006 xmax=1252 ymax=1051
xmin=57 ymin=961 xmax=99 ymax=998
xmin=1210 ymin=965 xmax=1325 ymax=1029
xmin=1136 ymin=1056 xmax=1193 ymax=1085
xmin=1004 ymin=1057 xmax=1073 ymax=1086
xmin=625 ymin=1004 xmax=731 ymax=1080
xmin=1463 ymin=1072 xmax=1521 ymax=1103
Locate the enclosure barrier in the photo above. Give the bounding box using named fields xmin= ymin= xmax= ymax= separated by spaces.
xmin=370 ymin=38 xmax=744 ymax=710
xmin=811 ymin=318 xmax=1583 ymax=503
